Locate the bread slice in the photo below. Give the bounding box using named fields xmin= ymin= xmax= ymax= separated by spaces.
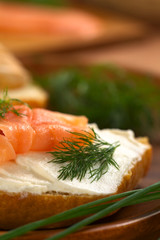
xmin=0 ymin=43 xmax=31 ymax=89
xmin=0 ymin=43 xmax=48 ymax=108
xmin=0 ymin=84 xmax=48 ymax=108
xmin=0 ymin=138 xmax=151 ymax=230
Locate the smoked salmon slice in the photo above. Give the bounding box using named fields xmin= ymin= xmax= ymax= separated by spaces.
xmin=0 ymin=105 xmax=90 ymax=162
xmin=0 ymin=3 xmax=101 ymax=38
xmin=0 ymin=134 xmax=16 ymax=164
xmin=0 ymin=105 xmax=34 ymax=154
xmin=30 ymin=108 xmax=89 ymax=151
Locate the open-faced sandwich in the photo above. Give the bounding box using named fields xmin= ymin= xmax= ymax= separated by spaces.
xmin=0 ymin=94 xmax=151 ymax=229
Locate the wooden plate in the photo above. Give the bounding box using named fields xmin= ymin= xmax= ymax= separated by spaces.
xmin=0 ymin=146 xmax=159 ymax=240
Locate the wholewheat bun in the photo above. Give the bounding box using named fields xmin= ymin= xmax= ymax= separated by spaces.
xmin=0 ymin=138 xmax=151 ymax=230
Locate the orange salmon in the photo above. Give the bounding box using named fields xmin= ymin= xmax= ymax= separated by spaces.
xmin=0 ymin=134 xmax=16 ymax=164
xmin=0 ymin=105 xmax=90 ymax=163
xmin=31 ymin=108 xmax=89 ymax=151
xmin=0 ymin=3 xmax=101 ymax=38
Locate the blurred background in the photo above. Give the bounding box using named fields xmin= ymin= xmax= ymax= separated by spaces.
xmin=0 ymin=0 xmax=160 ymax=144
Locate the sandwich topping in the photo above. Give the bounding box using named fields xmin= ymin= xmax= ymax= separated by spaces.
xmin=49 ymin=128 xmax=119 ymax=183
xmin=0 ymin=92 xmax=148 ymax=195
xmin=0 ymin=91 xmax=119 ymax=181
xmin=0 ymin=126 xmax=148 ymax=195
xmin=0 ymin=92 xmax=90 ymax=155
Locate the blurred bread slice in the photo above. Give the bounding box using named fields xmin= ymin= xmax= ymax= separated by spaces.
xmin=0 ymin=84 xmax=48 ymax=108
xmin=0 ymin=43 xmax=31 ymax=89
xmin=0 ymin=43 xmax=48 ymax=107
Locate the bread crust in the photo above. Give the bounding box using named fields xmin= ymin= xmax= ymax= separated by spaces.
xmin=0 ymin=43 xmax=31 ymax=89
xmin=0 ymin=84 xmax=48 ymax=108
xmin=0 ymin=138 xmax=152 ymax=229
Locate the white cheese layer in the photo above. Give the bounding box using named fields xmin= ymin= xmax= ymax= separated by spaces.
xmin=0 ymin=125 xmax=148 ymax=195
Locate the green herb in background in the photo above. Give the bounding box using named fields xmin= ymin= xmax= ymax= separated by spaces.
xmin=1 ymin=0 xmax=68 ymax=7
xmin=35 ymin=65 xmax=160 ymax=141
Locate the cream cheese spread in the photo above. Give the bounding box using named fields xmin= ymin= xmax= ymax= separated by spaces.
xmin=0 ymin=125 xmax=148 ymax=195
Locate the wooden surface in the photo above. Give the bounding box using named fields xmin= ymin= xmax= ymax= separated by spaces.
xmin=18 ymin=29 xmax=160 ymax=78
xmin=81 ymin=0 xmax=160 ymax=23
xmin=0 ymin=146 xmax=159 ymax=240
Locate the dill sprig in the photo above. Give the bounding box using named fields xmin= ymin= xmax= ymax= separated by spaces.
xmin=49 ymin=128 xmax=120 ymax=182
xmin=0 ymin=89 xmax=29 ymax=118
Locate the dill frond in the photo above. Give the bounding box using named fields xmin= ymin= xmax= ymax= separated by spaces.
xmin=49 ymin=129 xmax=120 ymax=182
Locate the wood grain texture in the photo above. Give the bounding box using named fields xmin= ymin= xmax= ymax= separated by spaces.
xmin=19 ymin=31 xmax=160 ymax=78
xmin=0 ymin=146 xmax=159 ymax=240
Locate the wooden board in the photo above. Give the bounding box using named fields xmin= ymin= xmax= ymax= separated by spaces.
xmin=18 ymin=33 xmax=160 ymax=79
xmin=0 ymin=146 xmax=159 ymax=240
xmin=82 ymin=0 xmax=160 ymax=23
xmin=0 ymin=3 xmax=147 ymax=55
